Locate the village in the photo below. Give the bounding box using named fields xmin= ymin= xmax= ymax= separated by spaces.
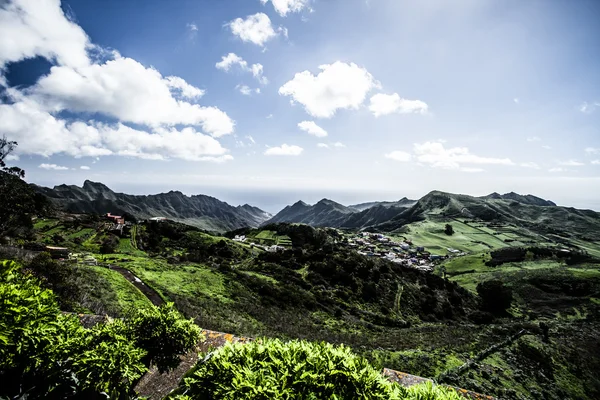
xmin=343 ymin=232 xmax=465 ymax=272
xmin=232 ymin=235 xmax=286 ymax=253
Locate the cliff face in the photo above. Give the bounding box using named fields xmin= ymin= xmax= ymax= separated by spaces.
xmin=33 ymin=180 xmax=271 ymax=232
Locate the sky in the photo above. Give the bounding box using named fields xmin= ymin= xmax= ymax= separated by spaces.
xmin=1 ymin=0 xmax=600 ymax=212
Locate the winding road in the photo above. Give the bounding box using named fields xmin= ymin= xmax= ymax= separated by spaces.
xmin=108 ymin=265 xmax=165 ymax=306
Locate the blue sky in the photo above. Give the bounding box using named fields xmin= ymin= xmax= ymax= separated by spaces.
xmin=1 ymin=0 xmax=599 ymax=212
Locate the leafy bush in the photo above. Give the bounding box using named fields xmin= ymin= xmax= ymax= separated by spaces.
xmin=176 ymin=338 xmax=463 ymax=400
xmin=0 ymin=260 xmax=147 ymax=398
xmin=1 ymin=261 xmax=202 ymax=398
xmin=477 ymin=279 xmax=513 ymax=314
xmin=129 ymin=302 xmax=202 ymax=373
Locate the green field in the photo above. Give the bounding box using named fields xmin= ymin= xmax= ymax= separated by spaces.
xmin=439 ymin=254 xmax=567 ymax=292
xmin=250 ymin=230 xmax=293 ymax=247
xmin=392 ymin=217 xmax=557 ymax=256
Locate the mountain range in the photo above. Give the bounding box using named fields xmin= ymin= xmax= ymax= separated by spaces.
xmin=33 ymin=180 xmax=272 ymax=232
xmin=34 ymin=181 xmax=599 ymax=237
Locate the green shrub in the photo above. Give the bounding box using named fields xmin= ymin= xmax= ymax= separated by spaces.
xmin=176 ymin=338 xmax=464 ymax=400
xmin=178 ymin=338 xmax=400 ymax=399
xmin=128 ymin=302 xmax=202 ymax=373
xmin=0 ymin=260 xmax=147 ymax=399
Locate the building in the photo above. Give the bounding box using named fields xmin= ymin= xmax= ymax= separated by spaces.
xmin=45 ymin=246 xmax=70 ymax=259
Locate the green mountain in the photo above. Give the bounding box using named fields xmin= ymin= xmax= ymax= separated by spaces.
xmin=33 ymin=180 xmax=271 ymax=232
xmin=349 ymin=197 xmax=417 ymax=211
xmin=376 ymin=190 xmax=600 ymax=240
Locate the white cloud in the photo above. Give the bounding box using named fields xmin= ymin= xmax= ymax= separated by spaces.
xmin=520 ymin=162 xmax=541 ymax=169
xmin=39 ymin=163 xmax=69 ymax=170
xmin=549 ymin=167 xmax=566 ymax=173
xmin=591 ymin=160 xmax=600 ymax=165
xmin=0 ymin=0 xmax=91 ymax=76
xmin=542 ymin=145 xmax=551 ymax=150
xmin=279 ymin=61 xmax=379 ymax=118
xmin=385 ymin=151 xmax=412 ymax=162
xmin=215 ymin=53 xmax=246 ymax=71
xmin=164 ymin=76 xmax=204 ymax=99
xmin=80 ymin=165 xmax=90 ymax=170
xmin=251 ymin=63 xmax=268 ymax=85
xmin=24 ymin=56 xmax=234 ymax=137
xmin=317 ymin=142 xmax=345 ymax=149
xmin=246 ymin=135 xmax=256 ymax=144
xmin=368 ymin=93 xmax=428 ymax=117
xmin=0 ymin=1 xmax=234 ymax=138
xmin=585 ymin=147 xmax=600 ymax=155
xmin=186 ymin=22 xmax=198 ymax=41
xmin=413 ymin=141 xmax=514 ymax=170
xmin=579 ymin=101 xmax=600 ymax=114
xmin=227 ymin=13 xmax=282 ymax=47
xmin=260 ymin=0 xmax=311 ymax=16
xmin=5 ymin=154 xmax=19 ymax=161
xmin=266 ymin=114 xmax=274 ymax=119
xmin=558 ymin=160 xmax=584 ymax=166
xmin=236 ymin=85 xmax=253 ymax=96
xmin=0 ymin=101 xmax=232 ymax=161
xmin=298 ymin=120 xmax=327 ymax=137
xmin=513 ymin=98 xmax=520 ymax=104
xmin=264 ymin=144 xmax=303 ymax=156
xmin=527 ymin=136 xmax=541 ymax=142
xmin=215 ymin=53 xmax=268 ymax=84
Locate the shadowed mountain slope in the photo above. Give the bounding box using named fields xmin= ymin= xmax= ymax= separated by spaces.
xmin=33 ymin=180 xmax=271 ymax=232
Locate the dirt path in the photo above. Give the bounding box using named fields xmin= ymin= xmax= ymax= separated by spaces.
xmin=108 ymin=265 xmax=165 ymax=306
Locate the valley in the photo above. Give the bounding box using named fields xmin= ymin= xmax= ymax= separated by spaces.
xmin=3 ymin=175 xmax=600 ymax=399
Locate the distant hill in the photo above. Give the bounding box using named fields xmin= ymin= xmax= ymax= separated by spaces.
xmin=480 ymin=192 xmax=556 ymax=207
xmin=374 ymin=190 xmax=600 ymax=239
xmin=267 ymin=199 xmax=356 ymax=227
xmin=265 ymin=191 xmax=600 ymax=239
xmin=33 ymin=180 xmax=271 ymax=232
xmin=349 ymin=198 xmax=417 ymax=211
xmin=265 ymin=198 xmax=414 ymax=229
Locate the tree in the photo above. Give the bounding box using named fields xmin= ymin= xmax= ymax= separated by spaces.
xmin=476 ymin=279 xmax=513 ymax=314
xmin=0 ymin=135 xmax=24 ymax=178
xmin=100 ymin=233 xmax=119 ymax=254
xmin=0 ymin=138 xmax=49 ymax=238
xmin=128 ymin=303 xmax=201 ymax=373
xmin=444 ymin=224 xmax=454 ymax=236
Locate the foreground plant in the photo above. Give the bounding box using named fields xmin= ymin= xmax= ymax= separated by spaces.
xmin=174 ymin=338 xmax=464 ymax=400
xmin=0 ymin=260 xmax=201 ymax=399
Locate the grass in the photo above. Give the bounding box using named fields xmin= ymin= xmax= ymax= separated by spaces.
xmin=86 ymin=265 xmax=153 ymax=311
xmin=240 ymin=270 xmax=278 ymax=284
xmin=117 ymin=237 xmax=147 ymax=257
xmin=441 ymin=253 xmax=568 ymax=292
xmin=396 ymin=219 xmax=508 ymax=255
xmin=250 ymin=230 xmax=293 ymax=247
xmin=124 ymin=262 xmax=232 ymax=305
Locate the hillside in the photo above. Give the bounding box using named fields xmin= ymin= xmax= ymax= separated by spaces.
xmin=350 ymin=197 xmax=417 ymax=211
xmin=374 ymin=190 xmax=600 ymax=240
xmin=266 ymin=198 xmax=412 ymax=229
xmin=265 ymin=191 xmax=596 ymax=235
xmin=33 ymin=180 xmax=271 ymax=232
xmin=17 ymin=216 xmax=600 ymax=399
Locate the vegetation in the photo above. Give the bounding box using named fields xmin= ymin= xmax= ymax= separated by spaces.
xmin=476 ymin=280 xmax=513 ymax=315
xmin=175 ymin=338 xmax=462 ymax=400
xmin=2 ymin=147 xmax=600 ymax=400
xmin=444 ymin=224 xmax=454 ymax=236
xmin=0 ymin=260 xmax=201 ymax=399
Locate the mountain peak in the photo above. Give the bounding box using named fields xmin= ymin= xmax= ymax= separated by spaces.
xmin=291 ymin=200 xmax=309 ymax=207
xmin=82 ymin=180 xmax=112 ymax=193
